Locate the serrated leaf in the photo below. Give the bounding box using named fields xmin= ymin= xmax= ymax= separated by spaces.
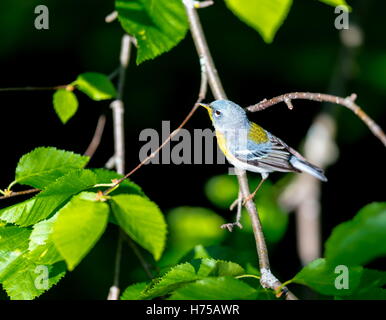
xmin=0 ymin=170 xmax=97 ymax=226
xmin=169 ymin=276 xmax=257 ymax=300
xmin=325 ymin=202 xmax=386 ymax=266
xmin=292 ymin=258 xmax=363 ymax=296
xmin=0 ymin=225 xmax=66 ymax=300
xmin=141 ymin=263 xmax=198 ymax=299
xmin=14 ymin=147 xmax=89 ymax=189
xmin=121 ymin=282 xmax=148 ymax=300
xmin=52 ymin=192 xmax=109 ymax=270
xmin=116 ymin=0 xmax=188 ymax=64
xmin=111 ymin=194 xmax=167 ymax=260
xmin=53 ymin=89 xmax=78 ymax=124
xmin=2 ymin=260 xmax=66 ymax=300
xmin=75 ymin=72 xmax=117 ymax=101
xmin=224 ymin=0 xmax=293 ymax=43
xmin=197 ymin=259 xmax=245 ymax=278
xmin=0 ymin=226 xmax=31 ymax=281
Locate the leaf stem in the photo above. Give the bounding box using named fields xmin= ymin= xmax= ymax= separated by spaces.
xmin=235 ymin=274 xmax=261 ymax=280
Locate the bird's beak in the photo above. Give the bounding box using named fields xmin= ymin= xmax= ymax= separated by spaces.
xmin=199 ymin=103 xmax=211 ymax=111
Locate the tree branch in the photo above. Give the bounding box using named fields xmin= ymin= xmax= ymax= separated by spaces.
xmin=84 ymin=114 xmax=107 ymax=158
xmin=247 ymin=92 xmax=386 ymax=148
xmin=0 ymin=85 xmax=68 ymax=92
xmin=0 ymin=188 xmax=39 ymax=200
xmin=107 ymin=34 xmax=131 ymax=301
xmin=182 ymin=0 xmax=297 ymax=300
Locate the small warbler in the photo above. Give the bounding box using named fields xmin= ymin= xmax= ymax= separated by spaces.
xmin=200 ymin=100 xmax=327 ymax=203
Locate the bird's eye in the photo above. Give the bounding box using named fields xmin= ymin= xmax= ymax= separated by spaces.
xmin=214 ymin=110 xmax=221 ymax=117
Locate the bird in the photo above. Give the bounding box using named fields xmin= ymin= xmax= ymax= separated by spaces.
xmin=200 ymin=99 xmax=327 ymax=225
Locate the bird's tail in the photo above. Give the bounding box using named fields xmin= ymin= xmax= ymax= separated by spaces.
xmin=290 ymin=156 xmax=327 ymax=182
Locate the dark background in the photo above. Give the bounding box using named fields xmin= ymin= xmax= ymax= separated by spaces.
xmin=0 ymin=0 xmax=385 ymax=299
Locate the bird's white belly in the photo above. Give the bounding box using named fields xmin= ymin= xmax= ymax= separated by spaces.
xmin=225 ymin=154 xmax=271 ymax=174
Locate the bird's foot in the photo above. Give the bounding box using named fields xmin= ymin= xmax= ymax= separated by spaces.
xmin=220 ymin=221 xmax=243 ymax=232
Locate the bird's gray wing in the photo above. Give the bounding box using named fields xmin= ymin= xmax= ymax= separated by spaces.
xmin=233 ymin=133 xmax=301 ymax=173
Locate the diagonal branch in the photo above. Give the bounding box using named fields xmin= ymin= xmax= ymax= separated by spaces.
xmin=182 ymin=0 xmax=297 ymax=300
xmin=102 ymin=52 xmax=208 ymax=195
xmin=84 ymin=114 xmax=107 ymax=158
xmin=247 ymin=92 xmax=386 ymax=148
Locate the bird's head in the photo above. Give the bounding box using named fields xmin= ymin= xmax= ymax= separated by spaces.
xmin=200 ymin=100 xmax=247 ymax=130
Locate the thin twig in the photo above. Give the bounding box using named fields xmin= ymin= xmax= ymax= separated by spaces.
xmin=105 ymin=11 xmax=118 ymax=23
xmin=102 ymin=51 xmax=208 ymax=196
xmin=0 ymin=188 xmax=39 ymax=200
xmin=0 ymin=85 xmax=68 ymax=92
xmin=247 ymin=92 xmax=386 ymax=147
xmin=107 ymin=34 xmax=131 ymax=301
xmin=182 ymin=0 xmax=297 ymax=300
xmin=84 ymin=114 xmax=107 ymax=158
xmin=194 ymin=0 xmax=214 ymax=9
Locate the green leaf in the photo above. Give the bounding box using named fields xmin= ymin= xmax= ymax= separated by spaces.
xmin=0 ymin=169 xmax=97 ymax=226
xmin=116 ymin=0 xmax=188 ymax=64
xmin=197 ymin=259 xmax=245 ymax=278
xmin=141 ymin=263 xmax=199 ymax=299
xmin=13 ymin=147 xmax=89 ymax=189
xmin=74 ymin=72 xmax=117 ymax=101
xmin=325 ymin=202 xmax=386 ymax=266
xmin=169 ymin=276 xmax=257 ymax=300
xmin=159 ymin=207 xmax=226 ymax=267
xmin=52 ymin=192 xmax=109 ymax=270
xmin=0 ymin=226 xmax=31 ymax=281
xmin=53 ymin=89 xmax=78 ymax=124
xmin=358 ymin=269 xmax=386 ymax=290
xmin=224 ymin=0 xmax=293 ymax=43
xmin=2 ymin=260 xmax=66 ymax=300
xmin=0 ymin=226 xmax=66 ymax=299
xmin=318 ymin=0 xmax=349 ymax=8
xmin=167 ymin=207 xmax=226 ymax=252
xmin=121 ymin=282 xmax=148 ymax=300
xmin=111 ymin=194 xmax=167 ymax=260
xmin=336 ymin=288 xmax=386 ymax=300
xmin=205 ymin=175 xmax=239 ymax=209
xmin=27 ymin=214 xmax=63 ymax=265
xmin=337 ymin=269 xmax=386 ymax=300
xmin=291 ymin=258 xmax=363 ymax=296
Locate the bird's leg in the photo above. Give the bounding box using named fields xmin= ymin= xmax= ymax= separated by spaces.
xmin=242 ymin=174 xmax=268 ymax=205
xmin=221 ymin=190 xmax=243 ymax=232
